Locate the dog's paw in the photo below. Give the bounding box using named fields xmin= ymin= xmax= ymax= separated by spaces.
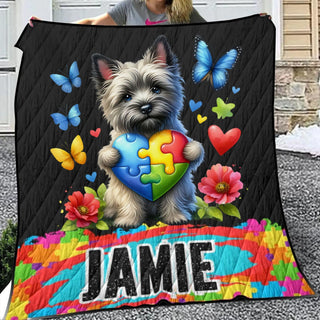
xmin=98 ymin=146 xmax=120 ymax=170
xmin=161 ymin=210 xmax=188 ymax=225
xmin=183 ymin=140 xmax=203 ymax=162
xmin=104 ymin=206 xmax=117 ymax=219
xmin=113 ymin=216 xmax=141 ymax=228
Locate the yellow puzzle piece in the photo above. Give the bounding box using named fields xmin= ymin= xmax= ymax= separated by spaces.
xmin=138 ymin=130 xmax=175 ymax=174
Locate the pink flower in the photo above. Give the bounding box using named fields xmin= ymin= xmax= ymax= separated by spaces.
xmin=64 ymin=191 xmax=100 ymax=228
xmin=198 ymin=163 xmax=243 ymax=204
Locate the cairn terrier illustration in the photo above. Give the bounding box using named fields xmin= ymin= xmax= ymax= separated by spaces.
xmin=92 ymin=35 xmax=204 ymax=227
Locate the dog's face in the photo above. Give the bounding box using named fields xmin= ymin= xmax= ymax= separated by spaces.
xmin=92 ymin=36 xmax=184 ymax=135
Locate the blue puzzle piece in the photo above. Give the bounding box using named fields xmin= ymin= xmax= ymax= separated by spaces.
xmin=112 ymin=165 xmax=153 ymax=201
xmin=251 ymin=281 xmax=285 ymax=298
xmin=112 ymin=133 xmax=150 ymax=176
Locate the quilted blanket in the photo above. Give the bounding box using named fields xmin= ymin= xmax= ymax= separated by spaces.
xmin=5 ymin=15 xmax=315 ymax=319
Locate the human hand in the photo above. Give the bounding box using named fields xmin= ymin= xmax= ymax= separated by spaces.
xmin=259 ymin=13 xmax=272 ymax=20
xmin=29 ymin=16 xmax=40 ymax=27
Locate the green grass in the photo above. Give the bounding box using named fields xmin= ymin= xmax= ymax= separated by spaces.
xmin=0 ymin=220 xmax=17 ymax=292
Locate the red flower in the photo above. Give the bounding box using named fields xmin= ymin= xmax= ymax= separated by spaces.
xmin=198 ymin=163 xmax=243 ymax=204
xmin=64 ymin=191 xmax=100 ymax=228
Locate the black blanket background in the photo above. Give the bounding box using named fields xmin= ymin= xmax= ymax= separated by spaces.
xmin=15 ymin=15 xmax=279 ymax=244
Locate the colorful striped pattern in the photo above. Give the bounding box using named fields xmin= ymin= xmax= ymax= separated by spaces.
xmin=6 ymin=219 xmax=314 ymax=319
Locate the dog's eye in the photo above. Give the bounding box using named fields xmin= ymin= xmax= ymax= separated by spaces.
xmin=151 ymin=87 xmax=161 ymax=94
xmin=123 ymin=94 xmax=132 ymax=102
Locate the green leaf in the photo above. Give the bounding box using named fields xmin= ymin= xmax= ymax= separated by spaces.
xmin=197 ymin=208 xmax=206 ymax=219
xmin=219 ymin=204 xmax=241 ymax=219
xmin=207 ymin=207 xmax=223 ymax=221
xmin=195 ymin=196 xmax=208 ymax=209
xmin=96 ymin=220 xmax=109 ymax=231
xmin=99 ymin=200 xmax=106 ymax=210
xmin=84 ymin=187 xmax=97 ymax=198
xmin=97 ymin=184 xmax=107 ymax=200
xmin=86 ymin=223 xmax=96 ymax=229
xmin=61 ymin=220 xmax=77 ymax=231
xmin=98 ymin=210 xmax=104 ymax=220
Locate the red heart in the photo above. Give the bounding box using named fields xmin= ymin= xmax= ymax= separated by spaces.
xmin=208 ymin=125 xmax=241 ymax=156
xmin=90 ymin=128 xmax=101 ymax=138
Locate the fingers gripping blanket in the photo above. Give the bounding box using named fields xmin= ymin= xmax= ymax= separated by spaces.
xmin=6 ymin=15 xmax=315 ymax=319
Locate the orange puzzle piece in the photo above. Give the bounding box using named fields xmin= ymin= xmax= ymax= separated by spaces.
xmin=138 ymin=130 xmax=174 ymax=174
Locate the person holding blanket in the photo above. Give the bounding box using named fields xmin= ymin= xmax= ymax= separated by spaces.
xmin=29 ymin=0 xmax=206 ymax=26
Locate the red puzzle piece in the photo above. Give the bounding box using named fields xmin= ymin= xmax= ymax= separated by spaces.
xmin=161 ymin=131 xmax=189 ymax=163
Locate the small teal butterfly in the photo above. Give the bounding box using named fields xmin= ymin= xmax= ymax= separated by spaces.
xmin=192 ymin=37 xmax=241 ymax=90
xmin=50 ymin=61 xmax=81 ymax=93
xmin=50 ymin=104 xmax=81 ymax=131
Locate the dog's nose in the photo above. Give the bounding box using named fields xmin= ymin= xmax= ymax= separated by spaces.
xmin=141 ymin=104 xmax=152 ymax=114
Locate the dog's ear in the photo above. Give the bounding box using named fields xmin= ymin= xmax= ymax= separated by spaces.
xmin=91 ymin=53 xmax=121 ymax=91
xmin=148 ymin=35 xmax=177 ymax=67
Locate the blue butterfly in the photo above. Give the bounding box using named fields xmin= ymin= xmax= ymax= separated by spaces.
xmin=192 ymin=37 xmax=240 ymax=90
xmin=50 ymin=104 xmax=81 ymax=131
xmin=50 ymin=61 xmax=81 ymax=93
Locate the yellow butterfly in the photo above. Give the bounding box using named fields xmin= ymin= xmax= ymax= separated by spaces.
xmin=50 ymin=135 xmax=87 ymax=171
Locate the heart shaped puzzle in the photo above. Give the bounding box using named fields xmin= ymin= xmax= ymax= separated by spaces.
xmin=112 ymin=130 xmax=189 ymax=201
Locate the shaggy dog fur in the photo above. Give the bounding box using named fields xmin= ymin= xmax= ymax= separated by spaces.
xmin=92 ymin=35 xmax=204 ymax=227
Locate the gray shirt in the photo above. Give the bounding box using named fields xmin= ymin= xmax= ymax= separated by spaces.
xmin=109 ymin=0 xmax=206 ymax=25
